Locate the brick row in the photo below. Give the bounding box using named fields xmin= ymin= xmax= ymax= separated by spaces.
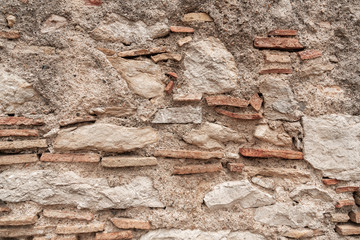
xmin=59 ymin=116 xmax=96 ymax=127
xmin=322 ymin=178 xmax=339 ymax=185
xmin=215 ymin=108 xmax=263 ymax=120
xmin=0 ymin=154 xmax=38 ymax=165
xmin=96 ymin=231 xmax=133 ymax=240
xmin=0 ymin=215 xmax=37 ymax=226
xmin=101 ymin=156 xmax=158 ymax=168
xmin=336 ymin=186 xmax=359 ymax=193
xmin=0 ymin=116 xmax=44 ymax=126
xmin=259 ymin=68 xmax=292 ymax=74
xmin=151 ymin=53 xmax=182 ymax=63
xmin=298 ymin=49 xmax=322 ymax=60
xmin=268 ymin=29 xmax=297 ymax=36
xmin=0 ymin=226 xmax=54 ymax=238
xmin=336 ymin=200 xmax=355 ymax=208
xmin=170 ymin=26 xmax=194 ymax=33
xmin=0 ymin=30 xmax=20 ymax=39
xmin=0 ymin=129 xmax=39 ymax=137
xmin=239 ymin=148 xmax=303 ymax=160
xmin=40 ymin=153 xmax=100 ymax=163
xmin=56 ymin=223 xmax=105 ymax=234
xmin=173 ymin=93 xmax=202 ymax=102
xmin=173 ymin=163 xmax=222 ymax=175
xmin=254 ymin=37 xmax=304 ymax=50
xmin=154 ymin=149 xmax=223 ymax=159
xmin=0 ymin=139 xmax=47 ymax=151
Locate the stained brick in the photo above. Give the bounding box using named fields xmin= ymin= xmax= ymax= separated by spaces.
xmin=349 ymin=211 xmax=360 ymax=223
xmin=249 ymin=93 xmax=263 ymax=111
xmin=0 ymin=215 xmax=37 ymax=226
xmin=336 ymin=186 xmax=359 ymax=193
xmin=239 ymin=148 xmax=303 ymax=160
xmin=264 ymin=52 xmax=291 ymax=63
xmin=59 ymin=116 xmax=96 ymax=127
xmin=0 ymin=139 xmax=47 ymax=151
xmin=335 ymin=200 xmax=355 ymax=208
xmin=97 ymin=47 xmax=116 ymax=56
xmin=151 ymin=53 xmax=182 ymax=63
xmin=331 ymin=213 xmax=350 ymax=223
xmin=298 ymin=49 xmax=322 ymax=60
xmin=335 ymin=224 xmax=360 ymax=236
xmin=166 ymin=72 xmax=178 ymax=78
xmin=254 ymin=37 xmax=304 ymax=50
xmin=110 ymin=218 xmax=151 ymax=230
xmin=0 ymin=116 xmax=44 ymax=126
xmin=0 ymin=226 xmax=54 ymax=238
xmin=170 ymin=26 xmax=195 ymax=33
xmin=259 ymin=68 xmax=292 ymax=74
xmin=206 ymin=95 xmax=249 ymax=108
xmin=227 ymin=163 xmax=244 ymax=173
xmin=0 ymin=129 xmax=39 ymax=137
xmin=43 ymin=209 xmax=94 ymax=221
xmin=154 ymin=149 xmax=223 ymax=160
xmin=41 ymin=153 xmax=100 ymax=163
xmin=0 ymin=30 xmax=20 ymax=39
xmin=96 ymin=231 xmax=133 ymax=240
xmin=173 ymin=163 xmax=222 ymax=175
xmin=173 ymin=93 xmax=202 ymax=102
xmin=101 ymin=156 xmax=158 ymax=168
xmin=215 ymin=108 xmax=263 ymax=120
xmin=118 ymin=47 xmax=167 ymax=57
xmin=56 ymin=223 xmax=105 ymax=234
xmin=0 ymin=154 xmax=38 ymax=165
xmin=268 ymin=29 xmax=297 ymax=36
xmin=164 ymin=81 xmax=175 ymax=94
xmin=322 ymin=178 xmax=339 ymax=185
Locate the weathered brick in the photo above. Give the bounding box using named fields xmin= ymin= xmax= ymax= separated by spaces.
xmin=0 ymin=154 xmax=38 ymax=165
xmin=0 ymin=206 xmax=10 ymax=212
xmin=173 ymin=93 xmax=202 ymax=102
xmin=259 ymin=68 xmax=292 ymax=74
xmin=166 ymin=72 xmax=178 ymax=78
xmin=254 ymin=37 xmax=304 ymax=50
xmin=56 ymin=223 xmax=105 ymax=234
xmin=0 ymin=129 xmax=39 ymax=137
xmin=264 ymin=52 xmax=291 ymax=63
xmin=0 ymin=215 xmax=37 ymax=226
xmin=96 ymin=231 xmax=133 ymax=240
xmin=154 ymin=149 xmax=223 ymax=160
xmin=206 ymin=95 xmax=249 ymax=108
xmin=173 ymin=163 xmax=222 ymax=175
xmin=283 ymin=229 xmax=323 ymax=239
xmin=118 ymin=47 xmax=167 ymax=57
xmin=244 ymin=166 xmax=310 ymax=179
xmin=177 ymin=36 xmax=192 ymax=46
xmin=55 ymin=236 xmax=78 ymax=240
xmin=349 ymin=211 xmax=360 ymax=223
xmin=268 ymin=29 xmax=297 ymax=36
xmin=89 ymin=106 xmax=136 ymax=117
xmin=170 ymin=26 xmax=195 ymax=33
xmin=335 ymin=200 xmax=355 ymax=208
xmin=331 ymin=213 xmax=350 ymax=223
xmin=298 ymin=49 xmax=322 ymax=60
xmin=43 ymin=209 xmax=94 ymax=221
xmin=59 ymin=116 xmax=96 ymax=127
xmin=215 ymin=108 xmax=263 ymax=120
xmin=40 ymin=153 xmax=100 ymax=163
xmin=335 ymin=224 xmax=360 ymax=236
xmin=151 ymin=53 xmax=182 ymax=63
xmin=164 ymin=81 xmax=175 ymax=94
xmin=97 ymin=47 xmax=116 ymax=56
xmin=0 ymin=226 xmax=54 ymax=238
xmin=84 ymin=0 xmax=102 ymax=6
xmin=110 ymin=218 xmax=151 ymax=230
xmin=101 ymin=156 xmax=158 ymax=168
xmin=0 ymin=30 xmax=20 ymax=39
xmin=249 ymin=93 xmax=263 ymax=111
xmin=322 ymin=178 xmax=339 ymax=185
xmin=239 ymin=148 xmax=303 ymax=160
xmin=0 ymin=139 xmax=47 ymax=151
xmin=0 ymin=116 xmax=44 ymax=126
xmin=182 ymin=13 xmax=213 ymax=22
xmin=336 ymin=186 xmax=359 ymax=193
xmin=227 ymin=163 xmax=244 ymax=173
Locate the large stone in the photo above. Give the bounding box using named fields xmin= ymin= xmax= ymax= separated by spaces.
xmin=204 ymin=180 xmax=275 ymax=209
xmin=152 ymin=106 xmax=202 ymax=124
xmin=53 ymin=123 xmax=158 ymax=152
xmin=303 ymin=115 xmax=360 ymax=180
xmin=290 ymin=186 xmax=332 ymax=202
xmin=0 ymin=169 xmax=164 ymax=210
xmin=41 ymin=15 xmax=67 ymax=33
xmin=254 ymin=124 xmax=292 ymax=146
xmin=108 ymin=57 xmax=165 ymax=98
xmin=183 ymin=37 xmax=238 ymax=94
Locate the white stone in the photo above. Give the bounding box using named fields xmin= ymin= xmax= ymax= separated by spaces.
xmin=152 ymin=106 xmax=202 ymax=124
xmin=41 ymin=15 xmax=67 ymax=33
xmin=290 ymin=186 xmax=332 ymax=202
xmin=303 ymin=115 xmax=360 ymax=180
xmin=254 ymin=124 xmax=292 ymax=146
xmin=251 ymin=177 xmax=275 ymax=190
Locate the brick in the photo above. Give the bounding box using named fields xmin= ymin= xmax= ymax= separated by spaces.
xmin=227 ymin=163 xmax=244 ymax=173
xmin=0 ymin=116 xmax=44 ymax=126
xmin=322 ymin=178 xmax=339 ymax=185
xmin=254 ymin=37 xmax=304 ymax=50
xmin=84 ymin=0 xmax=102 ymax=6
xmin=89 ymin=106 xmax=136 ymax=117
xmin=166 ymin=72 xmax=178 ymax=78
xmin=244 ymin=166 xmax=310 ymax=179
xmin=335 ymin=200 xmax=355 ymax=208
xmin=173 ymin=163 xmax=222 ymax=175
xmin=59 ymin=116 xmax=96 ymax=127
xmin=350 ymin=211 xmax=360 ymax=223
xmin=336 ymin=186 xmax=359 ymax=193
xmin=164 ymin=81 xmax=175 ymax=94
xmin=151 ymin=53 xmax=182 ymax=63
xmin=40 ymin=153 xmax=100 ymax=163
xmin=101 ymin=156 xmax=158 ymax=168
xmin=331 ymin=213 xmax=350 ymax=223
xmin=118 ymin=47 xmax=167 ymax=57
xmin=0 ymin=206 xmax=10 ymax=212
xmin=215 ymin=108 xmax=263 ymax=120
xmin=110 ymin=218 xmax=151 ymax=230
xmin=97 ymin=47 xmax=116 ymax=56
xmin=264 ymin=52 xmax=291 ymax=63
xmin=239 ymin=148 xmax=303 ymax=160
xmin=154 ymin=149 xmax=223 ymax=160
xmin=0 ymin=226 xmax=54 ymax=238
xmin=0 ymin=154 xmax=38 ymax=165
xmin=206 ymin=95 xmax=249 ymax=108
xmin=0 ymin=215 xmax=37 ymax=226
xmin=259 ymin=68 xmax=292 ymax=74
xmin=173 ymin=93 xmax=202 ymax=102
xmin=0 ymin=139 xmax=47 ymax=151
xmin=56 ymin=223 xmax=105 ymax=234
xmin=0 ymin=129 xmax=39 ymax=137
xmin=298 ymin=49 xmax=322 ymax=60
xmin=96 ymin=231 xmax=133 ymax=240
xmin=43 ymin=209 xmax=94 ymax=221
xmin=283 ymin=229 xmax=323 ymax=239
xmin=0 ymin=30 xmax=20 ymax=39
xmin=268 ymin=29 xmax=297 ymax=36
xmin=170 ymin=26 xmax=195 ymax=33
xmin=177 ymin=36 xmax=192 ymax=46
xmin=335 ymin=224 xmax=360 ymax=236
xmin=182 ymin=13 xmax=213 ymax=22
xmin=249 ymin=93 xmax=263 ymax=111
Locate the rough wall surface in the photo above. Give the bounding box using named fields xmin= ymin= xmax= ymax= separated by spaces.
xmin=0 ymin=0 xmax=359 ymax=239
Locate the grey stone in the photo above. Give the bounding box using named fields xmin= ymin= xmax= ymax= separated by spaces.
xmin=152 ymin=106 xmax=202 ymax=124
xmin=41 ymin=15 xmax=67 ymax=33
xmin=204 ymin=180 xmax=275 ymax=209
xmin=54 ymin=123 xmax=159 ymax=153
xmin=0 ymin=170 xmax=163 ymax=210
xmin=183 ymin=37 xmax=238 ymax=94
xmin=303 ymin=115 xmax=360 ymax=180
xmin=254 ymin=124 xmax=292 ymax=146
xmin=251 ymin=176 xmax=275 ymax=190
xmin=290 ymin=186 xmax=332 ymax=202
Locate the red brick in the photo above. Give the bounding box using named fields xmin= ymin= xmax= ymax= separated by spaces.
xmin=0 ymin=117 xmax=44 ymax=126
xmin=170 ymin=26 xmax=195 ymax=33
xmin=59 ymin=116 xmax=96 ymax=127
xmin=43 ymin=209 xmax=94 ymax=221
xmin=40 ymin=153 xmax=100 ymax=163
xmin=96 ymin=231 xmax=133 ymax=240
xmin=259 ymin=68 xmax=292 ymax=74
xmin=0 ymin=30 xmax=20 ymax=39
xmin=254 ymin=37 xmax=304 ymax=50
xmin=239 ymin=148 xmax=303 ymax=160
xmin=166 ymin=72 xmax=178 ymax=78
xmin=84 ymin=0 xmax=102 ymax=6
xmin=97 ymin=47 xmax=116 ymax=56
xmin=335 ymin=224 xmax=360 ymax=236
xmin=0 ymin=215 xmax=37 ymax=226
xmin=118 ymin=47 xmax=167 ymax=57
xmin=215 ymin=108 xmax=263 ymax=120
xmin=268 ymin=29 xmax=297 ymax=36
xmin=336 ymin=186 xmax=359 ymax=194
xmin=173 ymin=163 xmax=222 ymax=175
xmin=154 ymin=149 xmax=223 ymax=160
xmin=227 ymin=163 xmax=244 ymax=173
xmin=349 ymin=211 xmax=360 ymax=224
xmin=110 ymin=218 xmax=151 ymax=230
xmin=322 ymin=178 xmax=339 ymax=185
xmin=298 ymin=49 xmax=322 ymax=60
xmin=249 ymin=93 xmax=263 ymax=111
xmin=0 ymin=154 xmax=38 ymax=165
xmin=0 ymin=129 xmax=39 ymax=137
xmin=206 ymin=96 xmax=249 ymax=108
xmin=164 ymin=81 xmax=175 ymax=94
xmin=336 ymin=200 xmax=355 ymax=208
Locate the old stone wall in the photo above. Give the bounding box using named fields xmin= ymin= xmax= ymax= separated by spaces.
xmin=0 ymin=0 xmax=359 ymax=239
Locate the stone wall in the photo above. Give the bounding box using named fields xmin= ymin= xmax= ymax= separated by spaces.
xmin=0 ymin=0 xmax=359 ymax=239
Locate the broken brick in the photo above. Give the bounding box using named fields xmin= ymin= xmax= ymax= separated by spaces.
xmin=0 ymin=154 xmax=38 ymax=165
xmin=154 ymin=149 xmax=223 ymax=160
xmin=97 ymin=47 xmax=116 ymax=56
xmin=59 ymin=116 xmax=96 ymax=127
xmin=215 ymin=108 xmax=263 ymax=120
xmin=259 ymin=68 xmax=292 ymax=74
xmin=173 ymin=93 xmax=202 ymax=102
xmin=170 ymin=26 xmax=195 ymax=33
xmin=173 ymin=163 xmax=222 ymax=175
xmin=268 ymin=29 xmax=297 ymax=36
xmin=254 ymin=37 xmax=304 ymax=50
xmin=166 ymin=72 xmax=178 ymax=78
xmin=0 ymin=30 xmax=20 ymax=39
xmin=336 ymin=200 xmax=355 ymax=208
xmin=84 ymin=0 xmax=102 ymax=6
xmin=0 ymin=139 xmax=47 ymax=151
xmin=151 ymin=53 xmax=182 ymax=63
xmin=336 ymin=186 xmax=359 ymax=194
xmin=264 ymin=52 xmax=291 ymax=63
xmin=164 ymin=81 xmax=175 ymax=94
xmin=95 ymin=231 xmax=133 ymax=240
xmin=118 ymin=47 xmax=167 ymax=58
xmin=349 ymin=211 xmax=360 ymax=224
xmin=239 ymin=148 xmax=303 ymax=160
xmin=0 ymin=215 xmax=37 ymax=226
xmin=56 ymin=223 xmax=105 ymax=234
xmin=331 ymin=213 xmax=350 ymax=223
xmin=177 ymin=36 xmax=192 ymax=46
xmin=206 ymin=95 xmax=249 ymax=108
xmin=110 ymin=218 xmax=151 ymax=230
xmin=0 ymin=129 xmax=39 ymax=137
xmin=249 ymin=93 xmax=263 ymax=111
xmin=40 ymin=153 xmax=100 ymax=163
xmin=322 ymin=178 xmax=339 ymax=186
xmin=43 ymin=209 xmax=94 ymax=221
xmin=101 ymin=156 xmax=158 ymax=168
xmin=227 ymin=163 xmax=244 ymax=173
xmin=335 ymin=224 xmax=360 ymax=236
xmin=298 ymin=49 xmax=322 ymax=60
xmin=0 ymin=117 xmax=44 ymax=126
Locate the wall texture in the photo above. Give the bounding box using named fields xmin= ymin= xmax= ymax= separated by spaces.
xmin=0 ymin=0 xmax=360 ymax=239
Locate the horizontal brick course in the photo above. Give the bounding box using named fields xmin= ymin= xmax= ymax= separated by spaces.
xmin=101 ymin=156 xmax=158 ymax=168
xmin=0 ymin=139 xmax=47 ymax=151
xmin=96 ymin=231 xmax=133 ymax=240
xmin=154 ymin=149 xmax=223 ymax=159
xmin=227 ymin=163 xmax=244 ymax=173
xmin=0 ymin=154 xmax=38 ymax=165
xmin=336 ymin=186 xmax=359 ymax=193
xmin=268 ymin=29 xmax=297 ymax=36
xmin=239 ymin=148 xmax=303 ymax=160
xmin=43 ymin=209 xmax=94 ymax=221
xmin=0 ymin=129 xmax=39 ymax=137
xmin=0 ymin=215 xmax=37 ymax=226
xmin=254 ymin=37 xmax=304 ymax=50
xmin=298 ymin=49 xmax=322 ymax=60
xmin=0 ymin=116 xmax=44 ymax=126
xmin=336 ymin=224 xmax=360 ymax=236
xmin=173 ymin=163 xmax=222 ymax=175
xmin=110 ymin=218 xmax=151 ymax=230
xmin=118 ymin=47 xmax=167 ymax=57
xmin=40 ymin=153 xmax=100 ymax=163
xmin=170 ymin=26 xmax=195 ymax=33
xmin=206 ymin=95 xmax=249 ymax=108
xmin=215 ymin=108 xmax=263 ymax=120
xmin=56 ymin=223 xmax=105 ymax=234
xmin=335 ymin=200 xmax=355 ymax=208
xmin=166 ymin=72 xmax=178 ymax=78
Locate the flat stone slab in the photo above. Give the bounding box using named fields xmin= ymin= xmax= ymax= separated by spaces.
xmin=152 ymin=106 xmax=202 ymax=124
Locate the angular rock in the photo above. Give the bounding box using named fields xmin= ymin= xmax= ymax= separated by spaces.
xmin=227 ymin=163 xmax=244 ymax=173
xmin=0 ymin=154 xmax=38 ymax=165
xmin=97 ymin=47 xmax=116 ymax=56
xmin=0 ymin=116 xmax=44 ymax=126
xmin=182 ymin=13 xmax=213 ymax=22
xmin=331 ymin=213 xmax=350 ymax=223
xmin=54 ymin=123 xmax=158 ymax=153
xmin=110 ymin=218 xmax=151 ymax=230
xmin=59 ymin=116 xmax=96 ymax=127
xmin=245 ymin=166 xmax=310 ymax=179
xmin=0 ymin=129 xmax=39 ymax=137
xmin=6 ymin=15 xmax=16 ymax=28
xmin=251 ymin=177 xmax=275 ymax=190
xmin=300 ymin=63 xmax=335 ymax=76
xmin=173 ymin=163 xmax=222 ymax=175
xmin=239 ymin=148 xmax=303 ymax=160
xmin=43 ymin=209 xmax=94 ymax=221
xmin=41 ymin=153 xmax=100 ymax=163
xmin=107 ymin=57 xmax=165 ymax=98
xmin=164 ymin=80 xmax=175 ymax=94
xmin=154 ymin=149 xmax=223 ymax=159
xmin=101 ymin=156 xmax=158 ymax=168
xmin=254 ymin=37 xmax=304 ymax=50
xmin=204 ymin=180 xmax=275 ymax=209
xmin=177 ymin=36 xmax=192 ymax=47
xmin=41 ymin=15 xmax=67 ymax=33
xmin=249 ymin=93 xmax=263 ymax=111
xmin=254 ymin=124 xmax=292 ymax=146
xmin=118 ymin=47 xmax=167 ymax=58
xmin=215 ymin=108 xmax=263 ymax=120
xmin=206 ymin=95 xmax=248 ymax=108
xmin=355 ymin=194 xmax=360 ymax=205
xmin=152 ymin=106 xmax=202 ymax=124
xmin=0 ymin=139 xmax=47 ymax=151
xmin=140 ymin=229 xmax=230 ymax=240
xmin=183 ymin=37 xmax=238 ymax=94
xmin=96 ymin=231 xmax=133 ymax=240
xmin=303 ymin=115 xmax=360 ymax=180
xmin=336 ymin=224 xmax=360 ymax=236
xmin=290 ymin=186 xmax=332 ymax=202
xmin=349 ymin=211 xmax=360 ymax=223
xmin=56 ymin=223 xmax=104 ymax=234
xmin=89 ymin=106 xmax=136 ymax=117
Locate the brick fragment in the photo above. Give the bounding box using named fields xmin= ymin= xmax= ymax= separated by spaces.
xmin=249 ymin=93 xmax=263 ymax=111
xmin=0 ymin=226 xmax=54 ymax=238
xmin=164 ymin=81 xmax=175 ymax=94
xmin=244 ymin=166 xmax=310 ymax=179
xmin=0 ymin=116 xmax=44 ymax=126
xmin=264 ymin=52 xmax=291 ymax=63
xmin=59 ymin=116 xmax=96 ymax=127
xmin=322 ymin=178 xmax=339 ymax=185
xmin=335 ymin=224 xmax=360 ymax=236
xmin=254 ymin=37 xmax=304 ymax=50
xmin=336 ymin=186 xmax=359 ymax=193
xmin=154 ymin=149 xmax=223 ymax=160
xmin=0 ymin=154 xmax=38 ymax=165
xmin=43 ymin=209 xmax=94 ymax=221
xmin=239 ymin=148 xmax=303 ymax=160
xmin=283 ymin=229 xmax=323 ymax=239
xmin=215 ymin=108 xmax=263 ymax=120
xmin=110 ymin=218 xmax=151 ymax=230
xmin=259 ymin=68 xmax=292 ymax=74
xmin=331 ymin=213 xmax=350 ymax=223
xmin=151 ymin=53 xmax=182 ymax=63
xmin=227 ymin=163 xmax=244 ymax=173
xmin=170 ymin=26 xmax=195 ymax=33
xmin=173 ymin=93 xmax=202 ymax=102
xmin=40 ymin=153 xmax=100 ymax=163
xmin=335 ymin=200 xmax=355 ymax=208
xmin=56 ymin=223 xmax=105 ymax=234
xmin=0 ymin=30 xmax=20 ymax=39
xmin=0 ymin=139 xmax=47 ymax=151
xmin=298 ymin=49 xmax=322 ymax=60
xmin=84 ymin=0 xmax=102 ymax=6
xmin=173 ymin=163 xmax=222 ymax=175
xmin=166 ymin=72 xmax=178 ymax=78
xmin=101 ymin=156 xmax=158 ymax=168
xmin=349 ymin=211 xmax=360 ymax=223
xmin=96 ymin=231 xmax=133 ymax=240
xmin=0 ymin=215 xmax=37 ymax=226
xmin=0 ymin=206 xmax=10 ymax=212
xmin=268 ymin=29 xmax=297 ymax=36
xmin=97 ymin=47 xmax=116 ymax=56
xmin=177 ymin=36 xmax=192 ymax=46
xmin=182 ymin=13 xmax=213 ymax=22
xmin=0 ymin=129 xmax=39 ymax=137
xmin=89 ymin=106 xmax=136 ymax=117
xmin=118 ymin=47 xmax=167 ymax=57
xmin=206 ymin=95 xmax=249 ymax=108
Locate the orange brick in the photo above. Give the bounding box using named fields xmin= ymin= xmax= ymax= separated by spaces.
xmin=227 ymin=163 xmax=244 ymax=173
xmin=56 ymin=223 xmax=104 ymax=234
xmin=254 ymin=37 xmax=304 ymax=50
xmin=0 ymin=117 xmax=44 ymax=126
xmin=335 ymin=224 xmax=360 ymax=236
xmin=43 ymin=209 xmax=94 ymax=221
xmin=215 ymin=108 xmax=263 ymax=120
xmin=0 ymin=30 xmax=20 ymax=39
xmin=166 ymin=72 xmax=178 ymax=78
xmin=0 ymin=129 xmax=39 ymax=137
xmin=322 ymin=178 xmax=339 ymax=185
xmin=336 ymin=186 xmax=359 ymax=194
xmin=97 ymin=47 xmax=116 ymax=56
xmin=268 ymin=29 xmax=297 ymax=36
xmin=0 ymin=154 xmax=38 ymax=165
xmin=96 ymin=231 xmax=133 ymax=240
xmin=0 ymin=215 xmax=37 ymax=226
xmin=249 ymin=93 xmax=263 ymax=111
xmin=40 ymin=153 xmax=100 ymax=163
xmin=164 ymin=81 xmax=175 ymax=94
xmin=239 ymin=148 xmax=303 ymax=160
xmin=118 ymin=47 xmax=167 ymax=57
xmin=154 ymin=149 xmax=223 ymax=160
xmin=0 ymin=139 xmax=47 ymax=151
xmin=298 ymin=49 xmax=322 ymax=60
xmin=59 ymin=116 xmax=96 ymax=127
xmin=173 ymin=163 xmax=222 ymax=175
xmin=349 ymin=211 xmax=360 ymax=223
xmin=259 ymin=68 xmax=292 ymax=74
xmin=170 ymin=26 xmax=195 ymax=33
xmin=110 ymin=218 xmax=151 ymax=230
xmin=206 ymin=95 xmax=249 ymax=108
xmin=336 ymin=200 xmax=355 ymax=208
